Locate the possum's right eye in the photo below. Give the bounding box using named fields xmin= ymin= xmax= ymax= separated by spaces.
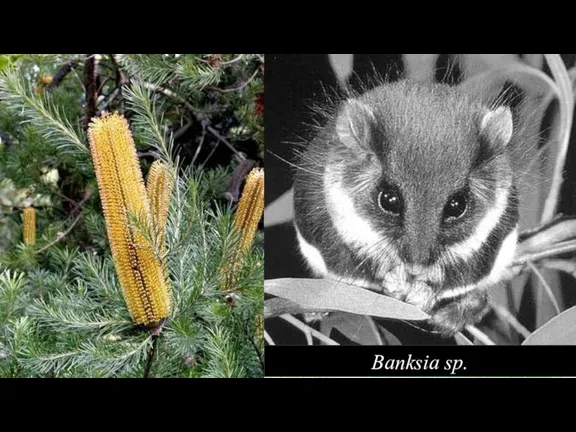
xmin=378 ymin=185 xmax=402 ymax=216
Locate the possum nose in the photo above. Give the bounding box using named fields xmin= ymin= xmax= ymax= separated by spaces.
xmin=405 ymin=264 xmax=428 ymax=281
xmin=400 ymin=242 xmax=433 ymax=266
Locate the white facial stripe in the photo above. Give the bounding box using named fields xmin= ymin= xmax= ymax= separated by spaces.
xmin=444 ymin=181 xmax=510 ymax=264
xmin=296 ymin=224 xmax=384 ymax=291
xmin=485 ymin=226 xmax=518 ymax=285
xmin=324 ymin=168 xmax=391 ymax=256
xmin=437 ymin=284 xmax=479 ymax=301
xmin=295 ymin=225 xmax=328 ymax=277
xmin=437 ymin=227 xmax=518 ymax=302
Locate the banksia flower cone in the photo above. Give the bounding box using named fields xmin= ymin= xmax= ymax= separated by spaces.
xmin=39 ymin=75 xmax=53 ymax=86
xmin=146 ymin=160 xmax=174 ymax=258
xmin=221 ymin=168 xmax=264 ymax=291
xmin=234 ymin=168 xmax=264 ymax=254
xmin=88 ymin=112 xmax=171 ymax=328
xmin=22 ymin=207 xmax=36 ymax=246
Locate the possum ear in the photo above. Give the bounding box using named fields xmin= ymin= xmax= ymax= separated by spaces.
xmin=458 ymin=71 xmax=509 ymax=106
xmin=480 ymin=106 xmax=513 ymax=147
xmin=336 ymin=99 xmax=374 ymax=148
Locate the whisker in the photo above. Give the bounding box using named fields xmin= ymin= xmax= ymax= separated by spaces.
xmin=267 ymin=150 xmax=323 ymax=176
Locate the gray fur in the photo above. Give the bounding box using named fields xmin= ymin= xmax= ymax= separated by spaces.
xmin=293 ymin=79 xmax=542 ymax=336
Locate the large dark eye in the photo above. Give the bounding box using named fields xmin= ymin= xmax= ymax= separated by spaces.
xmin=378 ymin=187 xmax=402 ymax=216
xmin=444 ymin=190 xmax=468 ymax=222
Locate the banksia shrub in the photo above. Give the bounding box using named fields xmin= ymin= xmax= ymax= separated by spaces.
xmin=88 ymin=112 xmax=171 ymax=328
xmin=22 ymin=207 xmax=36 ymax=246
xmin=0 ymin=54 xmax=263 ymax=378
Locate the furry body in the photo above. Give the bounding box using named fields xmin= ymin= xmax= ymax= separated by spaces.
xmin=293 ymin=79 xmax=540 ymax=336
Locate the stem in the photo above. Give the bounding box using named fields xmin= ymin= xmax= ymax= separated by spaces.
xmin=140 ymin=81 xmax=244 ymax=159
xmin=206 ymin=125 xmax=244 ymax=160
xmin=513 ymin=240 xmax=576 ymax=266
xmin=190 ymin=128 xmax=206 ymax=166
xmin=47 ymin=60 xmax=80 ymax=91
xmin=83 ymin=54 xmax=98 ymax=130
xmin=465 ymin=325 xmax=496 ymax=345
xmin=143 ymin=334 xmax=159 ymax=379
xmin=279 ymin=314 xmax=339 ymax=346
xmin=527 ymin=261 xmax=561 ymax=315
xmin=36 ymin=213 xmax=82 ymax=254
xmin=264 ymin=330 xmax=275 ymax=345
xmin=230 ymin=308 xmax=264 ymax=374
xmin=220 ymin=54 xmax=245 ymax=65
xmin=248 ymin=328 xmax=265 ymax=372
xmin=223 ymin=159 xmax=257 ymax=203
xmin=218 ymin=67 xmax=260 ymax=93
xmin=541 ymin=54 xmax=574 ymax=222
xmin=366 ymin=316 xmax=384 ymax=345
xmin=454 ymin=332 xmax=474 ymax=345
xmin=489 ymin=300 xmax=531 ymax=339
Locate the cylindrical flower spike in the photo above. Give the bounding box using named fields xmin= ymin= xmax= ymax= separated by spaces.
xmin=88 ymin=112 xmax=171 ymax=328
xmin=146 ymin=160 xmax=174 ymax=258
xmin=221 ymin=168 xmax=264 ymax=291
xmin=22 ymin=207 xmax=36 ymax=246
xmin=233 ymin=168 xmax=264 ymax=254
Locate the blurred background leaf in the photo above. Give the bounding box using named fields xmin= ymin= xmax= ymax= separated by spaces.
xmin=522 ymin=305 xmax=576 ymax=345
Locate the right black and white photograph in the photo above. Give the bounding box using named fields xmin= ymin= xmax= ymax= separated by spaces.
xmin=264 ymin=54 xmax=576 ymax=347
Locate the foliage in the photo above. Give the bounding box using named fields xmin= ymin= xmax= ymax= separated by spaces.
xmin=0 ymin=54 xmax=264 ymax=377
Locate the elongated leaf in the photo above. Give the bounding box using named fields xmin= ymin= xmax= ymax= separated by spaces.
xmin=454 ymin=333 xmax=474 ymax=345
xmin=518 ymin=218 xmax=576 ymax=256
xmin=328 ymin=54 xmax=354 ymax=86
xmin=264 ymin=187 xmax=294 ymax=228
xmin=264 ymin=297 xmax=316 ymax=318
xmin=319 ymin=313 xmax=399 ymax=345
xmin=522 ymin=305 xmax=576 ymax=345
xmin=541 ymin=54 xmax=575 ymax=223
xmin=265 ymin=278 xmax=429 ymax=321
xmin=403 ymin=54 xmax=439 ymax=82
xmin=541 ymin=259 xmax=576 ymax=279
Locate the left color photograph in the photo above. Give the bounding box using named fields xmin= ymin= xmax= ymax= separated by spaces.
xmin=0 ymin=54 xmax=264 ymax=378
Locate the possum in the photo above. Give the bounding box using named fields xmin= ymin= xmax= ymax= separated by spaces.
xmin=292 ymin=78 xmax=544 ymax=336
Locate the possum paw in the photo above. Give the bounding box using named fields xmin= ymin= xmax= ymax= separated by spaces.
xmin=428 ymin=289 xmax=491 ymax=337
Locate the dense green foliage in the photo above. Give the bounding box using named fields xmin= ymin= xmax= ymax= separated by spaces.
xmin=0 ymin=54 xmax=264 ymax=377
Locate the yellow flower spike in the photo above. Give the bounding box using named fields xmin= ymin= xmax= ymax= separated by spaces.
xmin=22 ymin=207 xmax=36 ymax=246
xmin=234 ymin=168 xmax=264 ymax=254
xmin=40 ymin=75 xmax=53 ymax=86
xmin=88 ymin=112 xmax=171 ymax=328
xmin=221 ymin=168 xmax=264 ymax=292
xmin=146 ymin=160 xmax=174 ymax=258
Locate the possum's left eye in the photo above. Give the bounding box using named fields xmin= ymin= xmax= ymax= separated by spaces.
xmin=443 ymin=190 xmax=468 ymax=222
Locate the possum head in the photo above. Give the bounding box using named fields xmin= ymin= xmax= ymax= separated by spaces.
xmin=321 ymin=81 xmax=520 ymax=333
